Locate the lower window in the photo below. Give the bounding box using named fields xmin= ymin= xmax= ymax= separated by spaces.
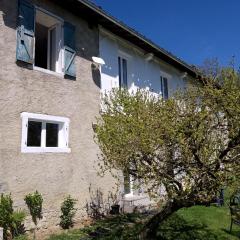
xmin=123 ymin=170 xmax=133 ymax=196
xmin=21 ymin=112 xmax=70 ymax=153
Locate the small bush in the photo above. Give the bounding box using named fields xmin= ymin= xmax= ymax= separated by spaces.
xmin=60 ymin=196 xmax=77 ymax=229
xmin=0 ymin=194 xmax=26 ymax=239
xmin=11 ymin=210 xmax=26 ymax=236
xmin=24 ymin=191 xmax=43 ymax=226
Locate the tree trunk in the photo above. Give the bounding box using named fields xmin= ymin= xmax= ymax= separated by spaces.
xmin=140 ymin=200 xmax=182 ymax=240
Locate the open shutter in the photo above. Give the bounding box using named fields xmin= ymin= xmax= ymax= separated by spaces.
xmin=16 ymin=0 xmax=35 ymax=64
xmin=64 ymin=22 xmax=76 ymax=78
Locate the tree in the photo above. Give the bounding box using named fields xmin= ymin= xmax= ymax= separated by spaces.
xmin=95 ymin=67 xmax=240 ymax=239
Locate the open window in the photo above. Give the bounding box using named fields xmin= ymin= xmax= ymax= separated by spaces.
xmin=21 ymin=112 xmax=70 ymax=153
xmin=16 ymin=0 xmax=76 ymax=78
xmin=34 ymin=9 xmax=63 ymax=74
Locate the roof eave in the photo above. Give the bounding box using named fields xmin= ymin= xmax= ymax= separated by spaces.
xmin=53 ymin=0 xmax=201 ymax=78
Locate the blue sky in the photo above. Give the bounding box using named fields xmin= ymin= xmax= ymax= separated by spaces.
xmin=93 ymin=0 xmax=240 ymax=68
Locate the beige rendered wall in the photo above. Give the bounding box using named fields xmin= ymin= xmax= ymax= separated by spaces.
xmin=0 ymin=0 xmax=116 ymax=228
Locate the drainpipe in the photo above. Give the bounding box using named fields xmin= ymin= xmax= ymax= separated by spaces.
xmin=0 ymin=227 xmax=3 ymax=240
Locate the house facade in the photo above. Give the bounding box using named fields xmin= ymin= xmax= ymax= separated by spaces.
xmin=0 ymin=0 xmax=200 ymax=228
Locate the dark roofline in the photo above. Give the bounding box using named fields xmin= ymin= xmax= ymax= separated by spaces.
xmin=54 ymin=0 xmax=201 ymax=78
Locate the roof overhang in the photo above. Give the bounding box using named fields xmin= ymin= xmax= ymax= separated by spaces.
xmin=53 ymin=0 xmax=201 ymax=78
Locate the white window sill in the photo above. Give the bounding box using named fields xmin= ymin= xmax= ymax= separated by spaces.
xmin=33 ymin=66 xmax=64 ymax=78
xmin=21 ymin=147 xmax=71 ymax=153
xmin=124 ymin=193 xmax=134 ymax=198
xmin=123 ymin=194 xmax=146 ymax=201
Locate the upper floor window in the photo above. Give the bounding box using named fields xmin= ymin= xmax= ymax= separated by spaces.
xmin=34 ymin=9 xmax=63 ymax=74
xmin=160 ymin=76 xmax=168 ymax=99
xmin=21 ymin=112 xmax=70 ymax=153
xmin=16 ymin=0 xmax=76 ymax=78
xmin=118 ymin=56 xmax=128 ymax=88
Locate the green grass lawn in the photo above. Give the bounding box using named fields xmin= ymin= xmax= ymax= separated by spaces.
xmin=15 ymin=205 xmax=240 ymax=240
xmin=157 ymin=205 xmax=240 ymax=240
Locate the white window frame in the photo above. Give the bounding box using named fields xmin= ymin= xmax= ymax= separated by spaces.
xmin=124 ymin=173 xmax=134 ymax=197
xmin=160 ymin=71 xmax=170 ymax=99
xmin=33 ymin=7 xmax=64 ymax=76
xmin=21 ymin=112 xmax=70 ymax=153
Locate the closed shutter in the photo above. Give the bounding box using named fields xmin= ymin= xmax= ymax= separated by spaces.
xmin=16 ymin=0 xmax=35 ymax=64
xmin=64 ymin=22 xmax=76 ymax=78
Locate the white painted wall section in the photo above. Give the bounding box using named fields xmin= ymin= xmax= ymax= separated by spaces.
xmin=99 ymin=28 xmax=189 ymax=96
xmin=0 ymin=228 xmax=3 ymax=240
xmin=99 ymin=35 xmax=119 ymax=92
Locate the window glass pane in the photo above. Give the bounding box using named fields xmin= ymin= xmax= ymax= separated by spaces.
xmin=118 ymin=56 xmax=122 ymax=88
xmin=163 ymin=77 xmax=168 ymax=99
xmin=122 ymin=58 xmax=128 ymax=88
xmin=27 ymin=121 xmax=42 ymax=147
xmin=160 ymin=76 xmax=163 ymax=97
xmin=118 ymin=57 xmax=127 ymax=88
xmin=46 ymin=123 xmax=59 ymax=147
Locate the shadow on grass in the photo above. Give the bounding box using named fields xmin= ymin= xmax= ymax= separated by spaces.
xmin=80 ymin=213 xmax=145 ymax=240
xmin=47 ymin=211 xmax=239 ymax=240
xmin=222 ymin=229 xmax=240 ymax=239
xmin=80 ymin=213 xmax=226 ymax=240
xmin=157 ymin=213 xmax=228 ymax=240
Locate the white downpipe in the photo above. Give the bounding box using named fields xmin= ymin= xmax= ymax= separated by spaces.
xmin=0 ymin=227 xmax=3 ymax=240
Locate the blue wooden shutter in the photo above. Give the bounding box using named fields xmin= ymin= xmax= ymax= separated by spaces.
xmin=64 ymin=22 xmax=76 ymax=78
xmin=16 ymin=0 xmax=35 ymax=64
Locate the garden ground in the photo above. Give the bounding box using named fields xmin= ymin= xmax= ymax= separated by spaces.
xmin=15 ymin=205 xmax=240 ymax=240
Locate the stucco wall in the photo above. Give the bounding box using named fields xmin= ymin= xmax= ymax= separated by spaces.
xmin=0 ymin=0 xmax=116 ymax=228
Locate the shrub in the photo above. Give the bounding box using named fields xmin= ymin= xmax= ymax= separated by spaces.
xmin=24 ymin=191 xmax=43 ymax=226
xmin=11 ymin=210 xmax=26 ymax=236
xmin=0 ymin=194 xmax=26 ymax=239
xmin=60 ymin=196 xmax=77 ymax=229
xmin=86 ymin=187 xmax=106 ymax=220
